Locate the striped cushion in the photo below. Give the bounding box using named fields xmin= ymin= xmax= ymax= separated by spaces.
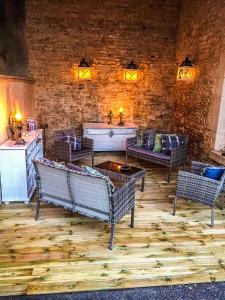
xmin=161 ymin=134 xmax=179 ymax=155
xmin=62 ymin=133 xmax=81 ymax=151
xmin=84 ymin=166 xmax=115 ymax=193
xmin=143 ymin=133 xmax=155 ymax=151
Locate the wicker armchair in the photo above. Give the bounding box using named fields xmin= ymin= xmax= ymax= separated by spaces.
xmin=126 ymin=131 xmax=188 ymax=182
xmin=173 ymin=161 xmax=225 ymax=227
xmin=54 ymin=129 xmax=94 ymax=166
xmin=33 ymin=159 xmax=136 ymax=250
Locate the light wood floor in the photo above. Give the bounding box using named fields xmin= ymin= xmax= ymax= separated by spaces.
xmin=1 ymin=153 xmax=225 ymax=296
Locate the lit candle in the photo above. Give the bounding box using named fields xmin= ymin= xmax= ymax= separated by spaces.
xmin=118 ymin=107 xmax=124 ymax=126
xmin=15 ymin=112 xmax=22 ymax=123
xmin=119 ymin=107 xmax=124 ymax=113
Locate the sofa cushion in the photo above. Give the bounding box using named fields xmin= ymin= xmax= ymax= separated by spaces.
xmin=153 ymin=134 xmax=162 ymax=152
xmin=62 ymin=133 xmax=81 ymax=151
xmin=177 ymin=134 xmax=187 ymax=146
xmin=66 ymin=163 xmax=85 ymax=172
xmin=143 ymin=132 xmax=155 ymax=150
xmin=127 ymin=146 xmax=170 ymax=160
xmin=161 ymin=134 xmax=180 ymax=155
xmin=202 ymin=167 xmax=225 ymax=181
xmin=84 ymin=166 xmax=115 ymax=193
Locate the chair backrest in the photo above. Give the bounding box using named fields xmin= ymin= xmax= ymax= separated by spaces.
xmin=34 ymin=160 xmax=111 ymax=222
xmin=54 ymin=129 xmax=76 ymax=141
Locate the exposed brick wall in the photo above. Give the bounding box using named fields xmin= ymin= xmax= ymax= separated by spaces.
xmin=173 ymin=0 xmax=225 ymax=160
xmin=26 ymin=0 xmax=180 ymax=152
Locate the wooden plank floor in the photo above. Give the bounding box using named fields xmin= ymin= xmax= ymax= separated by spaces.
xmin=1 ymin=152 xmax=225 ymax=296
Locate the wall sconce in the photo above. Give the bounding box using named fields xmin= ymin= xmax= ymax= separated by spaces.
xmin=77 ymin=58 xmax=91 ymax=80
xmin=124 ymin=60 xmax=138 ymax=81
xmin=177 ymin=57 xmax=194 ymax=81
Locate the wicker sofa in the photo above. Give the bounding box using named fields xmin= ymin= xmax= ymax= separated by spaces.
xmin=126 ymin=130 xmax=188 ymax=182
xmin=33 ymin=158 xmax=136 ymax=250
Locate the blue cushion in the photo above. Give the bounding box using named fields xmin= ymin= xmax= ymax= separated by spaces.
xmin=62 ymin=133 xmax=81 ymax=151
xmin=161 ymin=134 xmax=179 ymax=155
xmin=203 ymin=167 xmax=225 ymax=181
xmin=143 ymin=133 xmax=155 ymax=150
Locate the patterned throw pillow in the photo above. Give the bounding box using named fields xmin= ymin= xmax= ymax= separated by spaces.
xmin=153 ymin=134 xmax=162 ymax=152
xmin=143 ymin=133 xmax=155 ymax=150
xmin=177 ymin=135 xmax=187 ymax=146
xmin=84 ymin=166 xmax=115 ymax=193
xmin=66 ymin=163 xmax=85 ymax=172
xmin=161 ymin=134 xmax=179 ymax=155
xmin=62 ymin=133 xmax=81 ymax=151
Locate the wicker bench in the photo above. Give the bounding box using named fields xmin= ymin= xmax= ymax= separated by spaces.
xmin=33 ymin=159 xmax=136 ymax=250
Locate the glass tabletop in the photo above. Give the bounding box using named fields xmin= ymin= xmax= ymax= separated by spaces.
xmin=95 ymin=160 xmax=144 ymax=176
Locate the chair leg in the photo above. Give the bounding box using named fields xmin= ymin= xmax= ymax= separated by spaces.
xmin=130 ymin=207 xmax=135 ymax=228
xmin=168 ymin=167 xmax=172 ymax=183
xmin=109 ymin=223 xmax=115 ymax=250
xmin=211 ymin=206 xmax=215 ymax=227
xmin=221 ymin=193 xmax=224 ymax=210
xmin=141 ymin=176 xmax=145 ymax=192
xmin=125 ymin=152 xmax=127 ymax=164
xmin=92 ymin=154 xmax=94 ymax=167
xmin=173 ymin=196 xmax=177 ymax=216
xmin=35 ymin=198 xmax=40 ymax=221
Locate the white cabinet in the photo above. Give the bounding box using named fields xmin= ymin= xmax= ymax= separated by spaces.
xmin=83 ymin=123 xmax=138 ymax=151
xmin=0 ymin=130 xmax=43 ymax=203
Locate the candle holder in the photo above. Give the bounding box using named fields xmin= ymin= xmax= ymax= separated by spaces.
xmin=9 ymin=111 xmax=26 ymax=145
xmin=107 ymin=110 xmax=113 ymax=124
xmin=118 ymin=107 xmax=125 ymax=126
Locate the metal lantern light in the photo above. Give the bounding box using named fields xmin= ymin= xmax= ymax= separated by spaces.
xmin=78 ymin=58 xmax=91 ymax=80
xmin=124 ymin=60 xmax=138 ymax=81
xmin=177 ymin=57 xmax=194 ymax=81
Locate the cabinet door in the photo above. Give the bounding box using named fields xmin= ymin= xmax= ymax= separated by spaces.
xmin=0 ymin=150 xmax=27 ymax=202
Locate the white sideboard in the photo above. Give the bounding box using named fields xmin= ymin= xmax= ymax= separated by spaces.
xmin=83 ymin=123 xmax=138 ymax=151
xmin=0 ymin=129 xmax=43 ymax=204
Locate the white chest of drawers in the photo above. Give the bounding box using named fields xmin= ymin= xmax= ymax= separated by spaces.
xmin=83 ymin=123 xmax=138 ymax=151
xmin=0 ymin=129 xmax=43 ymax=204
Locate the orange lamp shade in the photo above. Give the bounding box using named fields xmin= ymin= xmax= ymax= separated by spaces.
xmin=177 ymin=57 xmax=194 ymax=81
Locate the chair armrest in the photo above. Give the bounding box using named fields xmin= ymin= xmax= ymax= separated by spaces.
xmin=191 ymin=161 xmax=212 ymax=175
xmin=111 ymin=178 xmax=136 ymax=223
xmin=82 ymin=137 xmax=94 ymax=150
xmin=170 ymin=145 xmax=187 ymax=166
xmin=176 ymin=171 xmax=220 ymax=205
xmin=126 ymin=136 xmax=137 ymax=147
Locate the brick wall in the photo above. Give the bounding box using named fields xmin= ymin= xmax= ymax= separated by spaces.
xmin=173 ymin=0 xmax=225 ymax=160
xmin=26 ymin=0 xmax=180 ymax=152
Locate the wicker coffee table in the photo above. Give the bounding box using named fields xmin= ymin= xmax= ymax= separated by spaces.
xmin=95 ymin=161 xmax=145 ymax=192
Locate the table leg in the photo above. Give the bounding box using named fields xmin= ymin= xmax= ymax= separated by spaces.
xmin=141 ymin=176 xmax=145 ymax=192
